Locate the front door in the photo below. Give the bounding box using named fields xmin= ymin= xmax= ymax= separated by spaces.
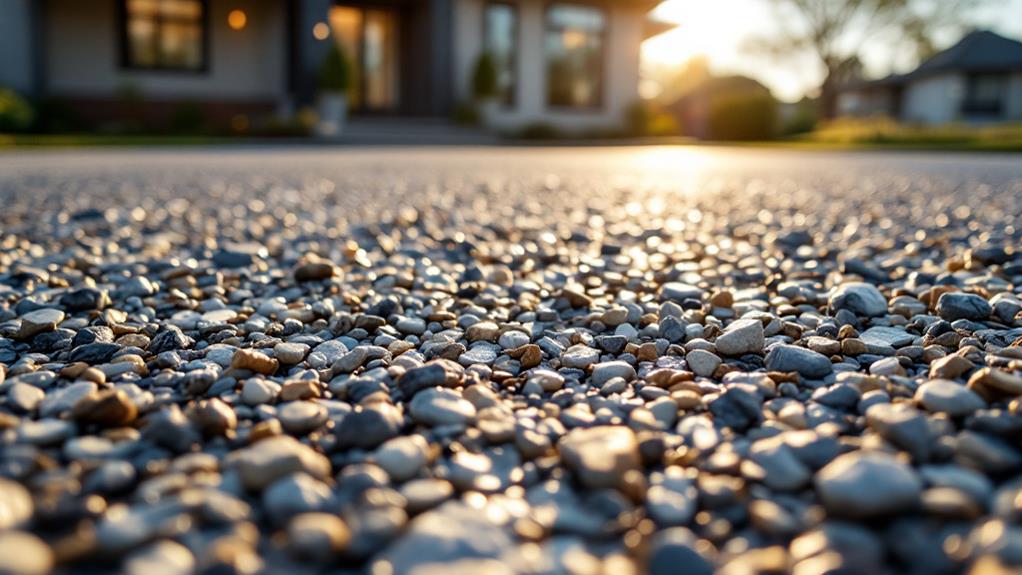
xmin=329 ymin=5 xmax=400 ymax=112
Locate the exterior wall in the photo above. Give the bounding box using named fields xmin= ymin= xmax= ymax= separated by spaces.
xmin=43 ymin=0 xmax=287 ymax=103
xmin=901 ymin=74 xmax=964 ymax=125
xmin=453 ymin=0 xmax=644 ymax=131
xmin=0 ymin=0 xmax=36 ymax=95
xmin=1006 ymin=72 xmax=1022 ymax=121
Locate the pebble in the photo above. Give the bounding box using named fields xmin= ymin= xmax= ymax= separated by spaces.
xmin=915 ymin=379 xmax=986 ymax=416
xmin=765 ymin=344 xmax=833 ymax=378
xmin=559 ymin=426 xmax=640 ymax=489
xmin=686 ymin=349 xmax=721 ymax=377
xmin=409 ymin=388 xmax=477 ymax=427
xmin=1 ymin=149 xmax=1020 ymax=574
xmin=829 ymin=282 xmax=888 ymax=317
xmin=815 ymin=452 xmax=923 ymax=517
xmin=715 ymin=318 xmax=765 ymax=356
xmin=936 ymin=292 xmax=992 ymax=321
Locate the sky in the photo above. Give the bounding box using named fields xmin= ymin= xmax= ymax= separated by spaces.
xmin=641 ymin=0 xmax=1022 ymax=102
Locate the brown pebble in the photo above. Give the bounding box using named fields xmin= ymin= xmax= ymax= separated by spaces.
xmin=249 ymin=419 xmax=283 ymax=443
xmin=190 ymin=398 xmax=237 ymax=436
xmin=72 ymin=390 xmax=137 ymax=427
xmin=280 ymin=380 xmax=320 ymax=402
xmin=231 ymin=349 xmax=279 ymax=375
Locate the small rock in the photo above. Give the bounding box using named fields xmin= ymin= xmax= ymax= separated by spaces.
xmin=559 ymin=426 xmax=640 ymax=489
xmin=765 ymin=344 xmax=833 ymax=378
xmin=830 ymin=282 xmax=887 ymax=317
xmin=936 ymin=292 xmax=991 ymax=322
xmin=815 ymin=452 xmax=922 ymax=517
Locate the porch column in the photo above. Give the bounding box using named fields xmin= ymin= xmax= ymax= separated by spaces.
xmin=429 ymin=0 xmax=454 ymax=116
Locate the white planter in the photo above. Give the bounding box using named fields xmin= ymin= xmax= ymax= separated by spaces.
xmin=478 ymin=98 xmax=499 ymax=128
xmin=316 ymin=92 xmax=348 ymax=138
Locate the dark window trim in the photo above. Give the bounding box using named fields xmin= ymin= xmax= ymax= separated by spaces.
xmin=482 ymin=1 xmax=519 ymax=108
xmin=118 ymin=0 xmax=211 ymax=73
xmin=543 ymin=0 xmax=608 ymax=112
xmin=960 ymin=72 xmax=1005 ymax=116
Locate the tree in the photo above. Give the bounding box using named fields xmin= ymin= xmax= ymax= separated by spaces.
xmin=751 ymin=0 xmax=987 ymax=118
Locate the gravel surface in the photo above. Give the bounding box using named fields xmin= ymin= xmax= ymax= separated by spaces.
xmin=0 ymin=146 xmax=1021 ymax=574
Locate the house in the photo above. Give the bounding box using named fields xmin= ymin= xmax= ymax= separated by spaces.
xmin=837 ymin=30 xmax=1022 ymax=125
xmin=0 ymin=0 xmax=668 ymax=133
xmin=666 ymin=74 xmax=773 ymax=140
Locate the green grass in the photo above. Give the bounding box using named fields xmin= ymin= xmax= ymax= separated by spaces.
xmin=790 ymin=117 xmax=1022 ymax=151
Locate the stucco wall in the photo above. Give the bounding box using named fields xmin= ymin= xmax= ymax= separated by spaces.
xmin=453 ymin=0 xmax=644 ymax=131
xmin=901 ymin=74 xmax=963 ymax=125
xmin=44 ymin=0 xmax=287 ymax=102
xmin=0 ymin=0 xmax=36 ymax=95
xmin=1007 ymin=72 xmax=1022 ymax=121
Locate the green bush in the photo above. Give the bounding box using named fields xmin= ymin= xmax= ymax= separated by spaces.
xmin=472 ymin=52 xmax=498 ymax=101
xmin=707 ymin=92 xmax=778 ymax=141
xmin=318 ymin=44 xmax=351 ymax=93
xmin=170 ymin=102 xmax=206 ymax=134
xmin=517 ymin=122 xmax=559 ymax=140
xmin=624 ymin=101 xmax=680 ymax=137
xmin=452 ymin=102 xmax=480 ymax=126
xmin=0 ymin=89 xmax=35 ymax=133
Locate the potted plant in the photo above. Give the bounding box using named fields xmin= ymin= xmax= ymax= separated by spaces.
xmin=472 ymin=52 xmax=499 ymax=127
xmin=316 ymin=43 xmax=351 ymax=138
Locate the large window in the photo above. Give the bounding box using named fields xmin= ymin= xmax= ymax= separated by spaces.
xmin=122 ymin=0 xmax=208 ymax=71
xmin=961 ymin=74 xmax=1005 ymax=116
xmin=484 ymin=3 xmax=517 ymax=106
xmin=545 ymin=4 xmax=605 ymax=109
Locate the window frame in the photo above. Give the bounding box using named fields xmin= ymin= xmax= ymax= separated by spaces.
xmin=118 ymin=0 xmax=211 ymax=73
xmin=543 ymin=1 xmax=608 ymax=111
xmin=482 ymin=1 xmax=519 ymax=108
xmin=960 ymin=73 xmax=1005 ymax=116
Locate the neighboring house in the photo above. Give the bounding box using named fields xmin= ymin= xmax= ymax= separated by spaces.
xmin=0 ymin=0 xmax=667 ymax=132
xmin=666 ymin=74 xmax=772 ymax=139
xmin=837 ymin=30 xmax=1022 ymax=125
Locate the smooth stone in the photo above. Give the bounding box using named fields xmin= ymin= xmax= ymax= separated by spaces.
xmin=241 ymin=379 xmax=279 ymax=406
xmin=17 ymin=308 xmax=65 ymax=339
xmin=559 ymin=426 xmax=640 ymax=489
xmin=123 ymin=540 xmax=194 ymax=575
xmin=7 ymin=383 xmax=44 ymax=412
xmin=765 ymin=344 xmax=833 ymax=378
xmin=409 ymin=388 xmax=476 ymax=427
xmin=277 ymin=401 xmax=328 ymax=435
xmin=560 ymin=345 xmax=600 ymax=369
xmin=860 ymin=326 xmax=915 ymax=348
xmin=374 ymin=435 xmax=430 ymax=483
xmin=648 ymin=528 xmax=714 ymax=575
xmin=0 ymin=478 xmax=33 ymax=530
xmin=0 ymin=531 xmax=54 ymax=575
xmin=715 ymin=318 xmax=765 ymax=356
xmin=916 ymin=379 xmax=986 ymax=416
xmin=647 ymin=469 xmax=697 ymax=526
xmin=590 ymin=361 xmax=636 ymax=387
xmin=829 ymin=282 xmax=887 ymax=317
xmin=815 ymin=452 xmax=922 ymax=517
xmin=936 ymin=292 xmax=991 ymax=322
xmin=274 ymin=342 xmax=309 ymax=365
xmin=661 ymin=282 xmax=704 ymax=302
xmin=287 ymin=513 xmax=351 ymax=562
xmin=262 ymin=472 xmax=332 ymax=520
xmin=334 ymin=403 xmax=403 ymax=449
xmin=686 ymin=349 xmax=721 ymax=378
xmin=234 ymin=435 xmax=331 ymax=491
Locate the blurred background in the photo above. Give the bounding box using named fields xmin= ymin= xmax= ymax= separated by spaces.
xmin=0 ymin=0 xmax=1020 ymax=147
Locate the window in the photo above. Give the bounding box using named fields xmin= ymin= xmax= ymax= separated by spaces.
xmin=122 ymin=0 xmax=207 ymax=71
xmin=961 ymin=74 xmax=1005 ymax=116
xmin=545 ymin=4 xmax=605 ymax=108
xmin=484 ymin=3 xmax=517 ymax=106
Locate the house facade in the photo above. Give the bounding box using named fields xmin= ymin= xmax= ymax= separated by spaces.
xmin=0 ymin=0 xmax=663 ymax=132
xmin=837 ymin=30 xmax=1022 ymax=125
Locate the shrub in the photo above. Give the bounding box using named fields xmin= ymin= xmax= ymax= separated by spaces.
xmin=170 ymin=102 xmax=206 ymax=134
xmin=624 ymin=101 xmax=679 ymax=137
xmin=318 ymin=44 xmax=351 ymax=93
xmin=452 ymin=102 xmax=480 ymax=126
xmin=472 ymin=52 xmax=498 ymax=101
xmin=517 ymin=122 xmax=559 ymax=140
xmin=706 ymin=92 xmax=777 ymax=141
xmin=0 ymin=89 xmax=35 ymax=133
